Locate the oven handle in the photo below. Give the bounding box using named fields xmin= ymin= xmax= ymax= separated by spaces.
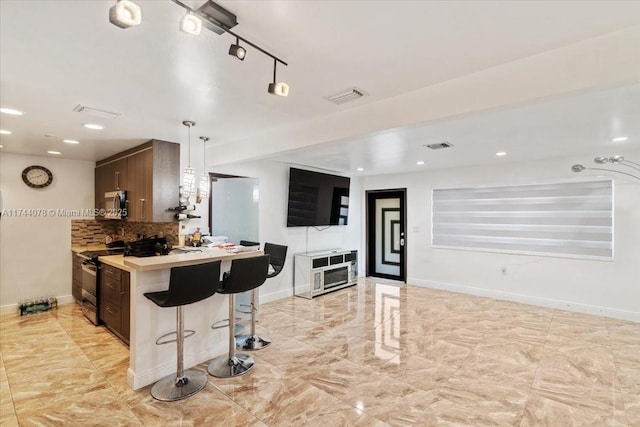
xmin=82 ymin=263 xmax=97 ymax=276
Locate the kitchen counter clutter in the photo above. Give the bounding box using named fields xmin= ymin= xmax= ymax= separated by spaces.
xmin=122 ymin=246 xmax=261 ymax=271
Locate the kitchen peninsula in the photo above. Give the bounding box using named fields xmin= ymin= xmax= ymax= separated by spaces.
xmin=106 ymin=247 xmax=263 ymax=390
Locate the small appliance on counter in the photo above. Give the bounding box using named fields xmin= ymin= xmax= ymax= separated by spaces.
xmin=124 ymin=236 xmax=170 ymax=257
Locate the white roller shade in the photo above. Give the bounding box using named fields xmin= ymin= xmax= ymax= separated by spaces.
xmin=432 ymin=180 xmax=613 ymax=260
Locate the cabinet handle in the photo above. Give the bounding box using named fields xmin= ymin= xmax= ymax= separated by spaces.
xmin=115 ymin=172 xmax=119 ymax=189
xmin=140 ymin=199 xmax=145 ymax=218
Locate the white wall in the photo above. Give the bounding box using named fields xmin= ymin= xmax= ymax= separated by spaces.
xmin=0 ymin=153 xmax=95 ymax=310
xmin=361 ymin=150 xmax=640 ymax=321
xmin=209 ymin=160 xmax=362 ymax=302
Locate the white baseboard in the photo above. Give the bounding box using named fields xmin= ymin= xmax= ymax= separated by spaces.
xmin=259 ymin=287 xmax=294 ymax=304
xmin=408 ymin=278 xmax=640 ymax=323
xmin=0 ymin=294 xmax=76 ymax=315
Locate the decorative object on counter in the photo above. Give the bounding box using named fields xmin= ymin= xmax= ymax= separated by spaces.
xmin=18 ymin=297 xmax=58 ymax=316
xmin=182 ymin=120 xmax=197 ymax=198
xmin=196 ymin=136 xmax=209 ymax=203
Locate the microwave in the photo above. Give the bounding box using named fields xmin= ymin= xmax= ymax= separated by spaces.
xmin=104 ymin=190 xmax=127 ymax=220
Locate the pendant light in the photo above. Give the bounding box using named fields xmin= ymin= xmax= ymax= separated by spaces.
xmin=182 ymin=120 xmax=196 ymax=198
xmin=197 ymin=136 xmax=210 ymax=201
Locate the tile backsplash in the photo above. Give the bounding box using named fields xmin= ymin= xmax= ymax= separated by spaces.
xmin=71 ymin=220 xmax=178 ymax=247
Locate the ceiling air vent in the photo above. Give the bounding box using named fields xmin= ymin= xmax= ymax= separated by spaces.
xmin=424 ymin=142 xmax=454 ymax=150
xmin=326 ymin=88 xmax=369 ymax=105
xmin=73 ymin=105 xmax=120 ymax=120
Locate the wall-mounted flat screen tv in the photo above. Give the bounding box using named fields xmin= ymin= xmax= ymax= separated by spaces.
xmin=286 ymin=167 xmax=351 ymax=227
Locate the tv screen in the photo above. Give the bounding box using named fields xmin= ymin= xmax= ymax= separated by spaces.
xmin=286 ymin=168 xmax=351 ymax=227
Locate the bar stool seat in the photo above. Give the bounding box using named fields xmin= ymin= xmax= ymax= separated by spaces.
xmin=143 ymin=261 xmax=221 ymax=401
xmin=208 ymin=255 xmax=270 ymax=378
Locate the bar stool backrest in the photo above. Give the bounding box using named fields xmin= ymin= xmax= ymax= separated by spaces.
xmin=219 ymin=255 xmax=270 ymax=294
xmin=161 ymin=261 xmax=221 ymax=307
xmin=264 ymin=243 xmax=288 ymax=278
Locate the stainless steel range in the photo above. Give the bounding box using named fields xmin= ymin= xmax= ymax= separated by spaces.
xmin=77 ymin=248 xmax=125 ymax=325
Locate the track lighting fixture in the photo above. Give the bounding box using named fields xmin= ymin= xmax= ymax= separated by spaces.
xmin=267 ymin=60 xmax=289 ymax=97
xmin=571 ymin=154 xmax=640 ymax=181
xmin=109 ymin=0 xmax=142 ymax=29
xmin=111 ymin=1 xmax=289 ymax=96
xmin=179 ymin=13 xmax=202 ymax=35
xmin=228 ymin=38 xmax=246 ymax=61
xmin=182 ymin=121 xmax=196 ymax=198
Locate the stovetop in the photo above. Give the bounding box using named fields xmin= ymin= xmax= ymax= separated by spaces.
xmin=80 ymin=248 xmax=126 ymax=260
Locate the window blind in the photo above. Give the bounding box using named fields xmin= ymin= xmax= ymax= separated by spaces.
xmin=431 ymin=180 xmax=613 ymax=260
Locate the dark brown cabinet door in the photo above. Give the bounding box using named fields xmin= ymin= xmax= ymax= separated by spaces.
xmin=127 ymin=148 xmax=153 ymax=221
xmin=99 ymin=264 xmax=130 ymax=345
xmin=121 ymin=272 xmax=130 ymax=343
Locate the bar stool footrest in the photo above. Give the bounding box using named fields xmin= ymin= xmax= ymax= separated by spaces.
xmin=155 ymin=329 xmax=195 ymax=345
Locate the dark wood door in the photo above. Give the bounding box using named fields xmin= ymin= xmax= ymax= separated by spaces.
xmin=366 ymin=189 xmax=407 ymax=282
xmin=127 ymin=148 xmax=152 ymax=221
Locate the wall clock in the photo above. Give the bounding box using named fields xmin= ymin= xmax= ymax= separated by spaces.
xmin=22 ymin=165 xmax=54 ymax=188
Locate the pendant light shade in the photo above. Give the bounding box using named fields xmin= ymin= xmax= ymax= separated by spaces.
xmin=109 ymin=0 xmax=142 ymax=29
xmin=198 ymin=136 xmax=210 ymax=200
xmin=182 ymin=121 xmax=196 ymax=198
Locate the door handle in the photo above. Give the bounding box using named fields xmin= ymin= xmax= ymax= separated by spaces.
xmin=400 ymin=238 xmax=405 ymax=246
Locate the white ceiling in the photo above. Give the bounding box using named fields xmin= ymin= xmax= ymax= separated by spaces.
xmin=0 ymin=0 xmax=639 ymax=174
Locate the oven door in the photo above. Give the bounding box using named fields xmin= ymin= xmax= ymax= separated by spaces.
xmin=81 ymin=261 xmax=99 ymax=325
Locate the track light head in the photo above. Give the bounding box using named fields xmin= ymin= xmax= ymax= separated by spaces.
xmin=571 ymin=164 xmax=586 ymax=173
xmin=180 ymin=13 xmax=202 ymax=35
xmin=594 ymin=157 xmax=609 ymax=164
xmin=609 ymin=155 xmax=624 ymax=163
xmin=268 ymin=60 xmax=289 ymax=96
xmin=109 ymin=0 xmax=142 ymax=29
xmin=228 ymin=38 xmax=246 ymax=60
xmin=268 ymin=82 xmax=290 ymax=97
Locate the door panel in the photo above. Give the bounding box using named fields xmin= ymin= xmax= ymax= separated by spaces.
xmin=375 ymin=199 xmax=400 ymax=276
xmin=367 ymin=189 xmax=406 ymax=282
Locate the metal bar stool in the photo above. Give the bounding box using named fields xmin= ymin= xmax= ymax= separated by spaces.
xmin=208 ymin=255 xmax=270 ymax=378
xmin=236 ymin=242 xmax=288 ymax=351
xmin=143 ymin=261 xmax=221 ymax=401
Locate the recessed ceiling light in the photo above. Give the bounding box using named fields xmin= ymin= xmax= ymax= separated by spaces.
xmin=47 ymin=150 xmax=62 ymax=155
xmin=416 ymin=161 xmax=425 ymax=165
xmin=612 ymin=136 xmax=628 ymax=142
xmin=0 ymin=129 xmax=11 ymax=135
xmin=83 ymin=123 xmax=104 ymax=130
xmin=356 ymin=167 xmax=364 ymax=172
xmin=0 ymin=108 xmax=24 ymax=116
xmin=0 ymin=145 xmax=3 ymax=148
xmin=63 ymin=139 xmax=80 ymax=144
xmin=496 ymin=151 xmax=507 ymax=156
